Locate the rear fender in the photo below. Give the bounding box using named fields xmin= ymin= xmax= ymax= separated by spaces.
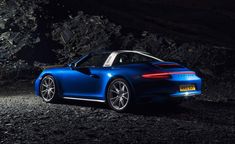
xmin=104 ymin=75 xmax=136 ymax=102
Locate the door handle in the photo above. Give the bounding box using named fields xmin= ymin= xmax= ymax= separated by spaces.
xmin=89 ymin=74 xmax=99 ymax=78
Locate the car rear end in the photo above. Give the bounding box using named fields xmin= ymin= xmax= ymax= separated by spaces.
xmin=134 ymin=62 xmax=202 ymax=103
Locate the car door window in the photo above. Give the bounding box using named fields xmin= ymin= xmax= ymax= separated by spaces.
xmin=77 ymin=53 xmax=109 ymax=67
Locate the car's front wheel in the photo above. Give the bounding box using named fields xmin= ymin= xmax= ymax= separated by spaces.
xmin=107 ymin=78 xmax=132 ymax=112
xmin=40 ymin=75 xmax=57 ymax=103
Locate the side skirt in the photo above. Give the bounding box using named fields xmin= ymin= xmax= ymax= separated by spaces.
xmin=62 ymin=97 xmax=105 ymax=103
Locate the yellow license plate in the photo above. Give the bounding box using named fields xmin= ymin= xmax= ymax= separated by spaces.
xmin=179 ymin=84 xmax=196 ymax=92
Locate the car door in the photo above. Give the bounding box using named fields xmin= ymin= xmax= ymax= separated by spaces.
xmin=61 ymin=53 xmax=110 ymax=99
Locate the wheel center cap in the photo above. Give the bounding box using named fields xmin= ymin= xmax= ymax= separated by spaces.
xmin=119 ymin=91 xmax=124 ymax=94
xmin=118 ymin=91 xmax=124 ymax=98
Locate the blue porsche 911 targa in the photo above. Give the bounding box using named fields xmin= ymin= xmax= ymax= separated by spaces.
xmin=35 ymin=50 xmax=201 ymax=112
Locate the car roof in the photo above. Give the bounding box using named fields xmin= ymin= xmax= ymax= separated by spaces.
xmin=89 ymin=50 xmax=149 ymax=54
xmin=112 ymin=50 xmax=151 ymax=55
xmin=88 ymin=50 xmax=152 ymax=56
xmin=114 ymin=50 xmax=147 ymax=53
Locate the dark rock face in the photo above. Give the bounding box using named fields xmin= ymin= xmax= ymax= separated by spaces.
xmin=52 ymin=12 xmax=122 ymax=63
xmin=0 ymin=0 xmax=41 ymax=60
xmin=0 ymin=0 xmax=46 ymax=80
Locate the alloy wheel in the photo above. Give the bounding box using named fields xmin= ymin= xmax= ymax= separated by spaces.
xmin=107 ymin=79 xmax=130 ymax=111
xmin=40 ymin=76 xmax=56 ymax=102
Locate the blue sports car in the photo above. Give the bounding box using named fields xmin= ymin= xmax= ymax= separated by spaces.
xmin=35 ymin=50 xmax=201 ymax=112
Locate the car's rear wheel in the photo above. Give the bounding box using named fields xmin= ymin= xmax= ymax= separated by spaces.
xmin=40 ymin=75 xmax=57 ymax=103
xmin=107 ymin=78 xmax=131 ymax=112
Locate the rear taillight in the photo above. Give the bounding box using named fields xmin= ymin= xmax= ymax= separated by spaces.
xmin=142 ymin=73 xmax=171 ymax=79
xmin=142 ymin=71 xmax=195 ymax=79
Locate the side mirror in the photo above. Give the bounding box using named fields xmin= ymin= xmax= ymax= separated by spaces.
xmin=68 ymin=63 xmax=76 ymax=69
xmin=76 ymin=67 xmax=99 ymax=78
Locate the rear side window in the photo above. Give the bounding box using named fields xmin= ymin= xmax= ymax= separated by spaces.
xmin=131 ymin=53 xmax=155 ymax=63
xmin=113 ymin=52 xmax=156 ymax=66
xmin=113 ymin=53 xmax=131 ymax=65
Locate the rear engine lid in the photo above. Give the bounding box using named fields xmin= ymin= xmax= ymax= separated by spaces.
xmin=141 ymin=61 xmax=197 ymax=79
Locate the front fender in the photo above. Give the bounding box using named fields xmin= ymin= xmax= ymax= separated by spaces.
xmin=34 ymin=72 xmax=62 ymax=97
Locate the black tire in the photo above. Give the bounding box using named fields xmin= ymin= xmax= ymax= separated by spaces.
xmin=40 ymin=75 xmax=58 ymax=103
xmin=106 ymin=78 xmax=132 ymax=112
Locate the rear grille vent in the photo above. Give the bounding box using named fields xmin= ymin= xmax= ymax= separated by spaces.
xmin=156 ymin=64 xmax=184 ymax=69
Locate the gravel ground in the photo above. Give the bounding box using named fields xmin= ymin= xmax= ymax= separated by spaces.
xmin=0 ymin=81 xmax=235 ymax=144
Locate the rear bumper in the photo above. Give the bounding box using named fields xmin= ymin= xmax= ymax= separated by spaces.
xmin=169 ymin=90 xmax=201 ymax=97
xmin=133 ymin=76 xmax=202 ymax=103
xmin=134 ymin=90 xmax=201 ymax=103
